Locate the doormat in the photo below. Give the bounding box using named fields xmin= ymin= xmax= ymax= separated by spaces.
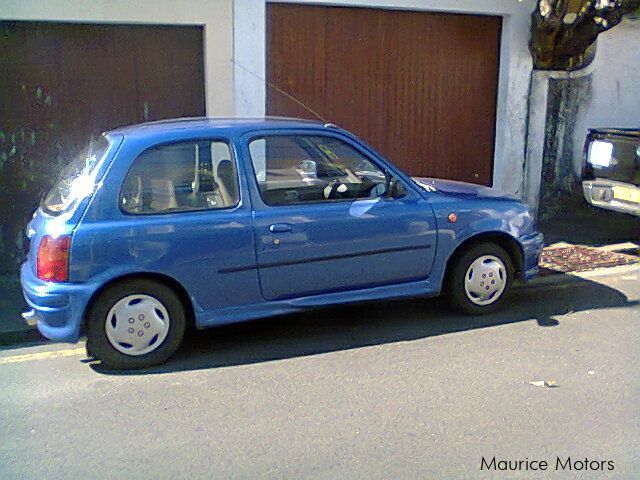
xmin=539 ymin=245 xmax=640 ymax=274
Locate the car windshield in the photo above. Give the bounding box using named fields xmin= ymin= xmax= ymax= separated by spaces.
xmin=42 ymin=135 xmax=111 ymax=215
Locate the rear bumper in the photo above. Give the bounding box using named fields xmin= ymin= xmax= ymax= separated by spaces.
xmin=583 ymin=179 xmax=640 ymax=217
xmin=519 ymin=231 xmax=544 ymax=281
xmin=20 ymin=262 xmax=95 ymax=343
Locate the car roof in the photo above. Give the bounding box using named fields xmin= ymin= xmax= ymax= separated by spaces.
xmin=108 ymin=116 xmax=330 ymax=138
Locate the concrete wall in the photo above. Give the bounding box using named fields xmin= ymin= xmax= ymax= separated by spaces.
xmin=0 ymin=0 xmax=235 ymax=116
xmin=233 ymin=0 xmax=536 ymax=197
xmin=571 ymin=19 xmax=640 ymax=175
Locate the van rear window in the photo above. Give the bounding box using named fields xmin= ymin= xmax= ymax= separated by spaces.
xmin=42 ymin=135 xmax=111 ymax=215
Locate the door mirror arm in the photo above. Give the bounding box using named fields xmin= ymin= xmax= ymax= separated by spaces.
xmin=384 ymin=171 xmax=393 ymax=198
xmin=384 ymin=172 xmax=407 ymax=199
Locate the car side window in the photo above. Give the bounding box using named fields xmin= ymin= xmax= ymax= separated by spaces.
xmin=248 ymin=135 xmax=396 ymax=206
xmin=120 ymin=140 xmax=239 ymax=214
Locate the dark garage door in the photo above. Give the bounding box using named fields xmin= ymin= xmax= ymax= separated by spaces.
xmin=267 ymin=4 xmax=501 ymax=186
xmin=0 ymin=21 xmax=205 ymax=272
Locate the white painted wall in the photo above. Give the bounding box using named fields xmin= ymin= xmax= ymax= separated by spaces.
xmin=233 ymin=0 xmax=537 ymax=196
xmin=233 ymin=0 xmax=266 ymax=117
xmin=0 ymin=0 xmax=235 ymax=116
xmin=571 ymin=19 xmax=640 ymax=175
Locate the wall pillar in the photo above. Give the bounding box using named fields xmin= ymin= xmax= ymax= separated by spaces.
xmin=524 ymin=65 xmax=595 ymax=216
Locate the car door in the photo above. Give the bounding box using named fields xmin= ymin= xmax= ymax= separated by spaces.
xmin=106 ymin=137 xmax=260 ymax=314
xmin=241 ymin=130 xmax=437 ymax=301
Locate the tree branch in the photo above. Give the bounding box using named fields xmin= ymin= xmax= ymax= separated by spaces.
xmin=530 ymin=0 xmax=640 ymax=70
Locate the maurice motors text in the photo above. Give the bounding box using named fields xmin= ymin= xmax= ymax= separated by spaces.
xmin=481 ymin=456 xmax=614 ymax=472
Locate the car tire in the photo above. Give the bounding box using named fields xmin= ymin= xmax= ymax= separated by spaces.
xmin=86 ymin=279 xmax=186 ymax=369
xmin=446 ymin=242 xmax=513 ymax=315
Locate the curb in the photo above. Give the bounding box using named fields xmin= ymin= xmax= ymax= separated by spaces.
xmin=0 ymin=328 xmax=43 ymax=348
xmin=518 ymin=273 xmax=585 ymax=290
xmin=517 ymin=262 xmax=640 ymax=290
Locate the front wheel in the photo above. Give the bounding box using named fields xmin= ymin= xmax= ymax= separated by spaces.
xmin=446 ymin=243 xmax=513 ymax=315
xmin=86 ymin=279 xmax=186 ymax=369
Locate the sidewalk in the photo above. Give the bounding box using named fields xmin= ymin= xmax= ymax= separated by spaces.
xmin=535 ymin=204 xmax=639 ymax=281
xmin=0 ymin=275 xmax=42 ymax=346
xmin=539 ymin=203 xmax=639 ymax=246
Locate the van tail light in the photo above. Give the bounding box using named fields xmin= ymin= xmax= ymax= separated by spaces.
xmin=37 ymin=235 xmax=71 ymax=282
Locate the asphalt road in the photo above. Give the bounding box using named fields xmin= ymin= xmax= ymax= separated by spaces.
xmin=1 ymin=268 xmax=639 ymax=479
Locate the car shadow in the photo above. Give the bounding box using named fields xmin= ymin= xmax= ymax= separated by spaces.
xmin=91 ymin=276 xmax=638 ymax=376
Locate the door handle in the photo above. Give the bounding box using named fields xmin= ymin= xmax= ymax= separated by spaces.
xmin=269 ymin=223 xmax=292 ymax=233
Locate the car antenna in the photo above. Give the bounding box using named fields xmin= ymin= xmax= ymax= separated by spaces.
xmin=231 ymin=59 xmax=328 ymax=123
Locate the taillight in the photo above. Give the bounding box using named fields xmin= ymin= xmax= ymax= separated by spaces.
xmin=37 ymin=235 xmax=71 ymax=282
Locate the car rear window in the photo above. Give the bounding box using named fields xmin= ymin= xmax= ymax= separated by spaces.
xmin=120 ymin=140 xmax=239 ymax=214
xmin=42 ymin=135 xmax=111 ymax=215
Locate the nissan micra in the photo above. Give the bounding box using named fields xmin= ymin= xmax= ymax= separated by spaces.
xmin=21 ymin=118 xmax=543 ymax=369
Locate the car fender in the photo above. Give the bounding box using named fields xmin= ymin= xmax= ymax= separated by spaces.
xmin=81 ymin=266 xmax=203 ymax=323
xmin=429 ymin=203 xmax=533 ymax=289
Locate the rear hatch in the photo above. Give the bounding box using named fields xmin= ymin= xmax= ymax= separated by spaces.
xmin=24 ymin=134 xmax=121 ymax=277
xmin=582 ymin=128 xmax=640 ymax=186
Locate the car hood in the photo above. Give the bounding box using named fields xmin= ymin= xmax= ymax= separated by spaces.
xmin=411 ymin=177 xmax=518 ymax=201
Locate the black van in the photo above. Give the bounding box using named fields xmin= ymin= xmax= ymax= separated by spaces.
xmin=582 ymin=128 xmax=640 ymax=217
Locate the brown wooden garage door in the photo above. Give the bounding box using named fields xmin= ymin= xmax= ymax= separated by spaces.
xmin=0 ymin=21 xmax=205 ymax=153
xmin=0 ymin=21 xmax=204 ymax=272
xmin=267 ymin=5 xmax=501 ymax=186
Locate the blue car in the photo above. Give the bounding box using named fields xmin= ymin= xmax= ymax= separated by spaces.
xmin=21 ymin=118 xmax=543 ymax=368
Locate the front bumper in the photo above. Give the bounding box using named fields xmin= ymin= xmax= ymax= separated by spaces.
xmin=519 ymin=231 xmax=544 ymax=281
xmin=20 ymin=262 xmax=95 ymax=342
xmin=583 ymin=179 xmax=640 ymax=217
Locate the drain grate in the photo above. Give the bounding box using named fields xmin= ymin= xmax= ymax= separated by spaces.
xmin=539 ymin=245 xmax=640 ymax=274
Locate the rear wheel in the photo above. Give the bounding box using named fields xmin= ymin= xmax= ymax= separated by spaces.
xmin=446 ymin=242 xmax=513 ymax=315
xmin=86 ymin=279 xmax=186 ymax=369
